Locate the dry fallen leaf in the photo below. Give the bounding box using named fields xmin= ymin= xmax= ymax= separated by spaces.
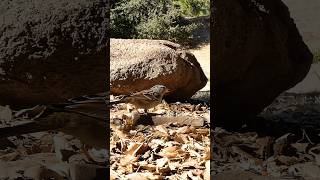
xmin=110 ymin=101 xmax=210 ymax=179
xmin=159 ymin=146 xmax=186 ymax=158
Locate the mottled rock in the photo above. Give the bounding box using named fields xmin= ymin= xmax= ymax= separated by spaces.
xmin=212 ymin=0 xmax=313 ymax=126
xmin=0 ymin=0 xmax=108 ymax=108
xmin=110 ymin=38 xmax=207 ymax=101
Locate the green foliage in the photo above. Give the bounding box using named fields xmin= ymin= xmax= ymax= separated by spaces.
xmin=173 ymin=0 xmax=210 ymax=17
xmin=110 ymin=0 xmax=200 ymax=45
xmin=136 ymin=15 xmax=199 ymax=43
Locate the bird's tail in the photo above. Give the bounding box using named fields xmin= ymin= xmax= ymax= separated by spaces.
xmin=0 ymin=122 xmax=57 ymax=138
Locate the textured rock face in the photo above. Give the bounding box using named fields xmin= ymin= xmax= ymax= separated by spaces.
xmin=0 ymin=0 xmax=107 ymax=108
xmin=110 ymin=39 xmax=207 ymax=101
xmin=212 ymin=0 xmax=313 ymax=125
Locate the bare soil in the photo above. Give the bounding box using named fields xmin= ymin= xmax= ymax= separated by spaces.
xmin=189 ymin=44 xmax=210 ymax=91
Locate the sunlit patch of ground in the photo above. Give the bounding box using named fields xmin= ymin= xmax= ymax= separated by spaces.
xmin=189 ymin=43 xmax=210 ymax=91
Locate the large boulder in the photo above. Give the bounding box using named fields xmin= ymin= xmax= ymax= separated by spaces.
xmin=0 ymin=0 xmax=107 ymax=108
xmin=110 ymin=39 xmax=207 ymax=101
xmin=212 ymin=0 xmax=313 ymax=126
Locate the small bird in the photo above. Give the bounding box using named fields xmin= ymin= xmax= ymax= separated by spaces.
xmin=0 ymin=94 xmax=108 ymax=149
xmin=110 ymin=85 xmax=170 ymax=112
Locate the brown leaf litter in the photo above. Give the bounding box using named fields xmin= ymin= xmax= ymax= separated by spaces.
xmin=0 ymin=106 xmax=108 ymax=179
xmin=110 ymin=100 xmax=210 ymax=179
xmin=212 ymin=93 xmax=320 ymax=180
xmin=0 ymin=96 xmax=209 ymax=179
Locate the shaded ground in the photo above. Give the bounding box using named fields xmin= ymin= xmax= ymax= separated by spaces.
xmin=213 ymin=92 xmax=320 ymax=179
xmin=0 ymin=106 xmax=108 ymax=179
xmin=186 ymin=15 xmax=210 ymax=48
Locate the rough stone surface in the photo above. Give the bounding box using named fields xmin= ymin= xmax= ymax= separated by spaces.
xmin=0 ymin=0 xmax=107 ymax=108
xmin=212 ymin=0 xmax=313 ymax=125
xmin=110 ymin=39 xmax=207 ymax=101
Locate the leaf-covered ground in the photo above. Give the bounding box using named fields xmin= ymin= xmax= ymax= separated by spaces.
xmin=0 ymin=105 xmax=108 ymax=179
xmin=213 ymin=93 xmax=320 ymax=180
xmin=110 ymin=99 xmax=210 ymax=179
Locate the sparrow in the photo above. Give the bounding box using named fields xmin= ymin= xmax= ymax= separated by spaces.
xmin=110 ymin=85 xmax=170 ymax=112
xmin=0 ymin=94 xmax=108 ymax=149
